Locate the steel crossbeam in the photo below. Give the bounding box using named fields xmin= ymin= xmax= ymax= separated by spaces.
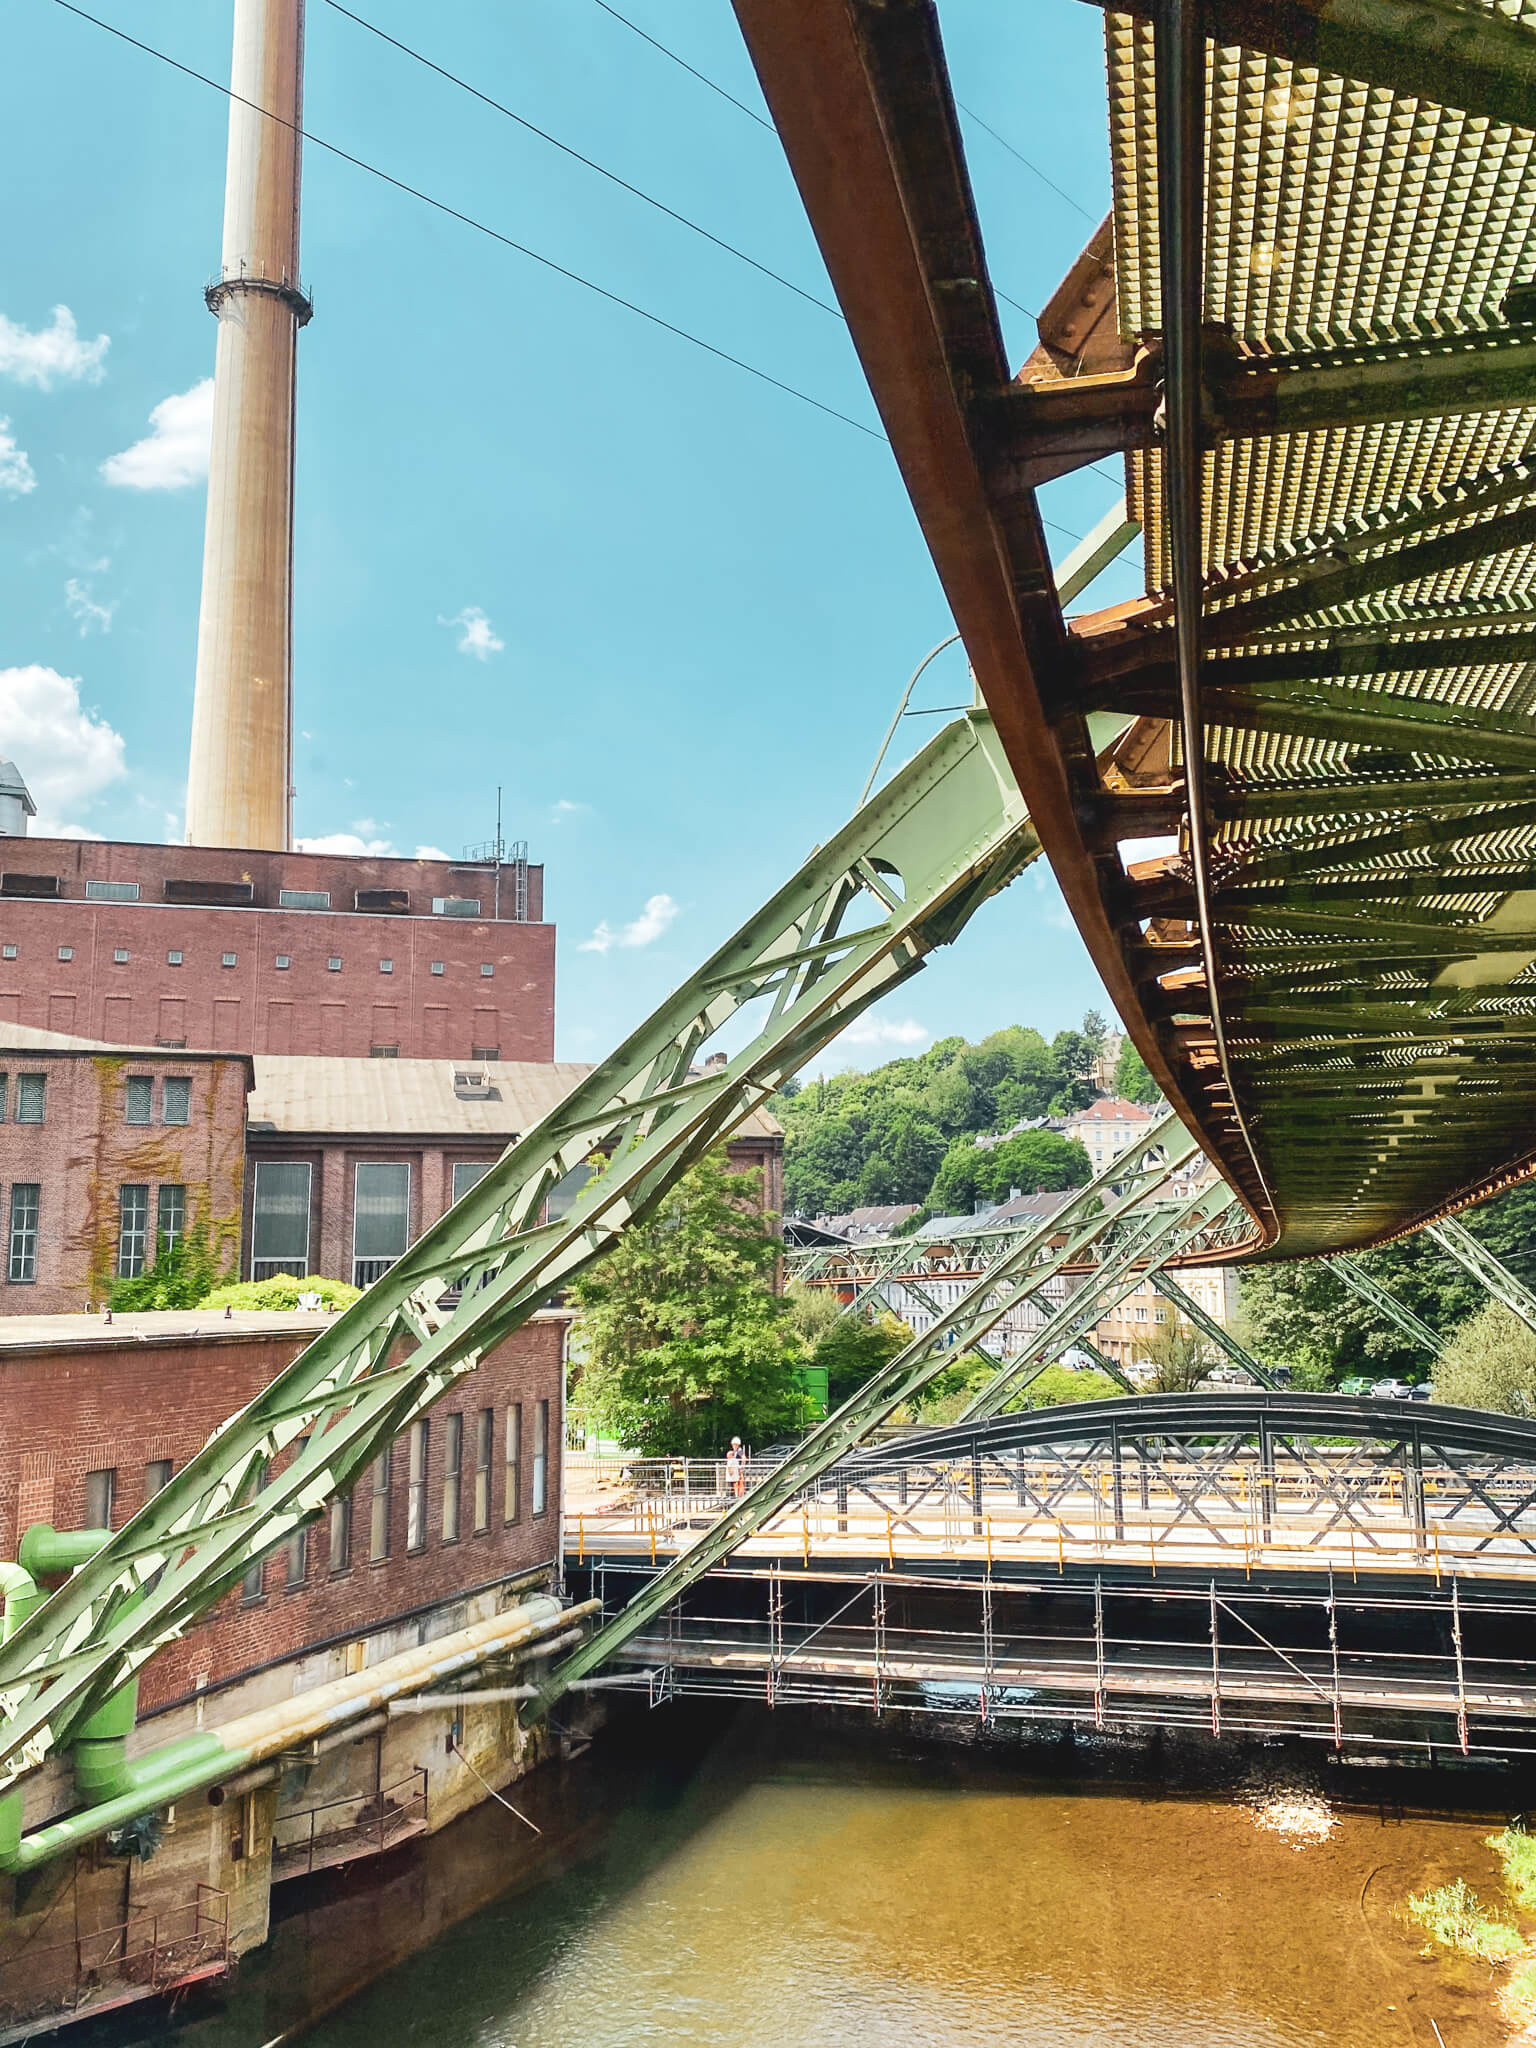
xmin=0 ymin=713 xmax=1044 ymax=1796
xmin=959 ymin=1187 xmax=1242 ymax=1423
xmin=1331 ymin=1255 xmax=1446 ymax=1359
xmin=521 ymin=1112 xmax=1200 ymax=1721
xmin=1429 ymin=1216 xmax=1536 ymax=1339
xmin=1151 ymin=1273 xmax=1278 ymax=1389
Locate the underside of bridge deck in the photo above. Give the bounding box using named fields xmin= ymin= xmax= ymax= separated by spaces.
xmin=732 ymin=0 xmax=1536 ymax=1257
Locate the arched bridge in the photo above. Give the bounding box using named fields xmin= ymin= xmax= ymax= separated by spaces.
xmin=568 ymin=1395 xmax=1536 ymax=1757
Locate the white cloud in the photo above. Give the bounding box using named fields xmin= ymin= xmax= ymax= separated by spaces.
xmin=64 ymin=577 xmax=115 ymax=635
xmin=549 ymin=798 xmax=590 ymax=824
xmin=837 ymin=1017 xmax=931 ymax=1050
xmin=439 ymin=606 xmax=504 ymax=660
xmin=0 ymin=663 xmax=126 ymax=834
xmin=294 ymin=830 xmax=395 ymax=857
xmin=414 ymin=843 xmax=450 ymax=860
xmin=579 ymin=892 xmax=679 ymax=954
xmin=0 ymin=420 xmax=35 ymax=497
xmin=0 ymin=306 xmax=108 ymax=389
xmin=101 ymin=378 xmax=214 ymax=490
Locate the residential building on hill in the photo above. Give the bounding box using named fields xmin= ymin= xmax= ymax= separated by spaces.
xmin=1062 ymin=1095 xmax=1155 ymax=1173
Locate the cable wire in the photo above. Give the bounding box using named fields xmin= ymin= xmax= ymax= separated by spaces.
xmin=955 ymin=100 xmax=1098 ymax=223
xmin=590 ymin=0 xmax=776 ymax=132
xmin=51 ymin=0 xmax=885 ymax=442
xmin=320 ymin=0 xmax=842 ymax=320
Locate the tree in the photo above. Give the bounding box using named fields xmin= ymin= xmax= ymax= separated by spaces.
xmin=1434 ymin=1303 xmax=1536 ymax=1417
xmin=928 ymin=1129 xmax=1091 ymax=1216
xmin=1140 ymin=1321 xmax=1218 ymax=1392
xmin=1114 ymin=1038 xmax=1161 ymax=1106
xmin=1050 ymin=1029 xmax=1098 ymax=1113
xmin=1025 ymin=1363 xmax=1122 ymax=1408
xmin=570 ymin=1148 xmax=803 ymax=1455
xmin=811 ymin=1310 xmax=912 ymax=1407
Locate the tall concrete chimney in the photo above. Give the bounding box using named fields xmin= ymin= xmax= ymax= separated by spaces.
xmin=186 ymin=0 xmax=310 ymax=851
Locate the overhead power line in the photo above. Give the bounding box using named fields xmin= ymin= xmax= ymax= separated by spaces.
xmin=320 ymin=0 xmax=842 ymax=320
xmin=590 ymin=0 xmax=776 ymax=133
xmin=955 ymin=100 xmax=1099 ymax=224
xmin=50 ymin=0 xmax=885 ymax=442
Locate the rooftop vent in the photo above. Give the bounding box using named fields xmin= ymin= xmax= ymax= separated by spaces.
xmin=165 ymin=877 xmax=254 ymax=906
xmin=355 ymin=888 xmax=409 ymax=914
xmin=1 ymin=872 xmax=59 ymax=898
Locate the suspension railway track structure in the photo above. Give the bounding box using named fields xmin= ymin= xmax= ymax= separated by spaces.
xmin=10 ymin=0 xmax=1536 ymax=1839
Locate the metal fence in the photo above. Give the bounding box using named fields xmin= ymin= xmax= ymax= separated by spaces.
xmin=0 ymin=1884 xmax=229 ymax=2035
xmin=272 ymin=1766 xmax=428 ymax=1881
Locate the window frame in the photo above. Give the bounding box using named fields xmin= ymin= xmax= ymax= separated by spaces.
xmin=7 ymin=1182 xmax=39 ymax=1282
xmin=504 ymin=1403 xmax=522 ymax=1526
xmin=117 ymin=1184 xmax=150 ymax=1278
xmin=161 ymin=1076 xmax=191 ymax=1126
xmin=406 ymin=1418 xmax=429 ymax=1554
xmin=124 ymin=1074 xmax=154 ymax=1127
xmin=532 ymin=1399 xmax=549 ymax=1518
xmin=251 ymin=1159 xmax=312 ymax=1280
xmin=442 ymin=1411 xmax=463 ymax=1543
xmin=475 ymin=1407 xmax=494 ymax=1533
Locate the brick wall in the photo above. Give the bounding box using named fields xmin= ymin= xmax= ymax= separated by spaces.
xmin=0 ymin=1047 xmax=250 ymax=1313
xmin=0 ymin=1311 xmax=566 ymax=1713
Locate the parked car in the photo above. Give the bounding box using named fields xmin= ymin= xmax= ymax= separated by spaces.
xmin=1369 ymin=1378 xmax=1414 ymax=1400
xmin=1338 ymin=1376 xmax=1374 ymax=1397
xmin=1410 ymin=1382 xmax=1436 ymax=1402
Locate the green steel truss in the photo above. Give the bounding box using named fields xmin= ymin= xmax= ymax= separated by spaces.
xmin=1151 ymin=1273 xmax=1279 ymax=1389
xmin=1332 ymin=1255 xmax=1446 ymax=1359
xmin=957 ymin=1186 xmax=1245 ymax=1422
xmin=1429 ymin=1216 xmax=1536 ymax=1337
xmin=0 ymin=713 xmax=1041 ymax=1795
xmin=524 ymin=1115 xmax=1243 ymax=1719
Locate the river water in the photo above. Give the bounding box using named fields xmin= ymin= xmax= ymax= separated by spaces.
xmin=126 ymin=1710 xmax=1529 ymax=2048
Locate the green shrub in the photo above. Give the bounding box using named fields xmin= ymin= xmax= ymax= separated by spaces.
xmin=198 ymin=1274 xmax=360 ymax=1313
xmin=1489 ymin=1825 xmax=1536 ymax=1913
xmin=1405 ymin=1879 xmax=1524 ymax=1962
xmin=109 ymin=1234 xmax=226 ymax=1312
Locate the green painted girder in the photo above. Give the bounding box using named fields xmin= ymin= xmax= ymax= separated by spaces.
xmin=1151 ymin=1272 xmax=1278 ymax=1388
xmin=0 ymin=713 xmax=1043 ymax=1795
xmin=1331 ymin=1256 xmax=1447 ymax=1357
xmin=1133 ymin=677 xmax=1536 ymax=768
xmin=1239 ymin=1000 xmax=1536 ymax=1032
xmin=958 ymin=1186 xmax=1242 ymax=1422
xmin=1428 ymin=1215 xmax=1536 ymax=1338
xmin=1215 ymin=770 xmax=1536 ymax=821
xmin=1226 ymin=803 xmax=1536 ymax=889
xmin=522 ymin=1113 xmax=1206 ymax=1721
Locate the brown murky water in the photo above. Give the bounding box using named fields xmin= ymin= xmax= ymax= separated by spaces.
xmin=132 ymin=1711 xmax=1526 ymax=2048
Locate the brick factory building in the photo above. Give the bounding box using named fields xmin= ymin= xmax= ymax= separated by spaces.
xmin=0 ymin=836 xmax=552 ymax=1062
xmin=0 ymin=1025 xmax=785 ymax=1311
xmin=0 ymin=1308 xmax=567 ymax=1716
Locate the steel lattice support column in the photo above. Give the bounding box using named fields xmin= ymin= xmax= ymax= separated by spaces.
xmin=1429 ymin=1216 xmax=1536 ymax=1337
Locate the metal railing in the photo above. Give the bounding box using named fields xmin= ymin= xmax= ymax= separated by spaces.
xmin=0 ymin=1885 xmax=229 ymax=2034
xmin=272 ymin=1767 xmax=428 ymax=1880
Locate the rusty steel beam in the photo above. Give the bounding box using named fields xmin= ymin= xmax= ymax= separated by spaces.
xmin=730 ymin=0 xmax=1253 ymax=1228
xmin=998 ymin=322 xmax=1536 ymax=488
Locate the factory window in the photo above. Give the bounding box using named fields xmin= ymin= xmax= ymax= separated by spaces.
xmin=157 ymin=1183 xmax=186 ymax=1255
xmin=0 ymin=1076 xmax=5 ymax=1120
xmin=57 ymin=945 xmax=73 ymax=962
xmin=16 ymin=1074 xmax=45 ymax=1124
xmin=125 ymin=1075 xmax=153 ymax=1125
xmin=1 ymin=944 xmax=13 ymax=959
xmin=406 ymin=1420 xmax=429 ymax=1553
xmin=87 ymin=881 xmax=140 ymax=902
xmin=475 ymin=1407 xmax=494 ymax=1532
xmin=504 ymin=1404 xmax=521 ymax=1526
xmin=369 ymin=1044 xmax=399 ymax=1059
xmin=84 ymin=1468 xmax=116 ymax=1531
xmin=480 ymin=963 xmax=494 ymax=978
xmin=118 ymin=1184 xmax=150 ymax=1277
xmin=162 ymin=1076 xmax=191 ymax=1125
xmin=432 ymin=897 xmax=481 ymax=918
xmin=251 ymin=1160 xmax=311 ymax=1279
xmin=7 ymin=1184 xmax=39 ymax=1283
xmin=430 ymin=960 xmax=445 ymax=976
xmin=279 ymin=888 xmax=330 ymax=910
xmin=144 ymin=1459 xmax=172 ymax=1502
xmin=167 ymin=950 xmax=183 ymax=967
xmin=242 ymin=1465 xmax=269 ymax=1601
xmin=442 ymin=1412 xmax=463 ymax=1543
xmin=329 ymin=1490 xmax=353 ymax=1573
xmin=112 ymin=948 xmax=130 ymax=965
xmin=221 ymin=953 xmax=238 ymax=968
xmin=327 ymin=957 xmax=342 ymax=972
xmin=369 ymin=1449 xmax=392 ymax=1562
xmin=352 ymin=1162 xmax=410 ymax=1287
xmin=471 ymin=1044 xmax=500 ymax=1062
xmin=287 ymin=1439 xmax=311 ymax=1588
xmin=379 ymin=959 xmax=394 ymax=975
xmin=275 ymin=954 xmax=291 ymax=970
xmin=452 ymin=1160 xmax=490 ymax=1205
xmin=532 ymin=1400 xmax=549 ymax=1517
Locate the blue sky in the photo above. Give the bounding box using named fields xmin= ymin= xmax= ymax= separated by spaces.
xmin=0 ymin=0 xmax=1136 ymax=1067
